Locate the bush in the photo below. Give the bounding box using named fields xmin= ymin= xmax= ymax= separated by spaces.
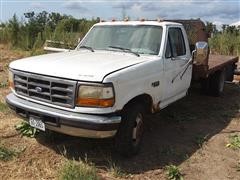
xmin=0 ymin=12 xmax=98 ymax=51
xmin=209 ymin=26 xmax=240 ymax=56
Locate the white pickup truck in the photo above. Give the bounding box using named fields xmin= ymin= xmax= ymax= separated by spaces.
xmin=6 ymin=20 xmax=238 ymax=156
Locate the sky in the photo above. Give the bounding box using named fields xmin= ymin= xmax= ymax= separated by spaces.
xmin=0 ymin=0 xmax=240 ymax=28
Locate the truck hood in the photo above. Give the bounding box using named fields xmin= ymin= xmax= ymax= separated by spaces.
xmin=10 ymin=50 xmax=149 ymax=82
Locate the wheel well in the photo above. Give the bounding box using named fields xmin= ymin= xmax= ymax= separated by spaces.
xmin=123 ymin=94 xmax=153 ymax=114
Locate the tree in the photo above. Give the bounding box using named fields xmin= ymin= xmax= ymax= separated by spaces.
xmin=206 ymin=21 xmax=218 ymax=37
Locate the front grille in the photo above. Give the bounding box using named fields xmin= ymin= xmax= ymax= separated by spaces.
xmin=13 ymin=70 xmax=77 ymax=108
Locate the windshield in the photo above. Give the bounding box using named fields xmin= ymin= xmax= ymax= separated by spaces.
xmin=79 ymin=25 xmax=163 ymax=55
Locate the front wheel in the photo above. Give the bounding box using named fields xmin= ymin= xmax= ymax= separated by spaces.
xmin=115 ymin=104 xmax=145 ymax=157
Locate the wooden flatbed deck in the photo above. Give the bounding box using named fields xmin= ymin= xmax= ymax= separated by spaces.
xmin=208 ymin=54 xmax=239 ymax=74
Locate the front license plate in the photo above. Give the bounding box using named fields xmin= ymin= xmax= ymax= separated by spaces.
xmin=29 ymin=117 xmax=45 ymax=131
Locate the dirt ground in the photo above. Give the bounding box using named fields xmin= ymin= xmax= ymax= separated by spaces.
xmin=0 ymin=44 xmax=240 ymax=180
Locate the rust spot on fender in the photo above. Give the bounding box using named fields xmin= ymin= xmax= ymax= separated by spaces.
xmin=152 ymin=101 xmax=161 ymax=113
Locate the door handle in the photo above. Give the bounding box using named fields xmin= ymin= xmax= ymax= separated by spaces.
xmin=171 ymin=58 xmax=193 ymax=83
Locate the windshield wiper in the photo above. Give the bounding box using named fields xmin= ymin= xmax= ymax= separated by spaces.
xmin=108 ymin=46 xmax=140 ymax=57
xmin=79 ymin=45 xmax=94 ymax=52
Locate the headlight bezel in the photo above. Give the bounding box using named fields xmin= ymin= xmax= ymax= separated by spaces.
xmin=76 ymin=82 xmax=115 ymax=108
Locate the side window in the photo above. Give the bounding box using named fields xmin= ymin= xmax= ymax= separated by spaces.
xmin=165 ymin=27 xmax=186 ymax=58
xmin=165 ymin=36 xmax=171 ymax=58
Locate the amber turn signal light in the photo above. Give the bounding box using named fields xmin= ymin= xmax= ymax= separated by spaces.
xmin=76 ymin=98 xmax=114 ymax=108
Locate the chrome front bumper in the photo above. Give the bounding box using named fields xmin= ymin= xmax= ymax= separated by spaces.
xmin=6 ymin=93 xmax=121 ymax=138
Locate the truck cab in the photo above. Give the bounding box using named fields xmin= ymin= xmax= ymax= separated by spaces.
xmin=6 ymin=20 xmax=237 ymax=156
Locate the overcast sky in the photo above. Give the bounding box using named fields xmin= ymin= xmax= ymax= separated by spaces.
xmin=1 ymin=0 xmax=239 ymax=27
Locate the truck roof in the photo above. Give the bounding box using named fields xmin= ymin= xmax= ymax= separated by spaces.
xmin=94 ymin=21 xmax=182 ymax=27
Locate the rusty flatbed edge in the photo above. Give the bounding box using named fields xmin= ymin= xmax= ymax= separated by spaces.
xmin=207 ymin=54 xmax=239 ymax=75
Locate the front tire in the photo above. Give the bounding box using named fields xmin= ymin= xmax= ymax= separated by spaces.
xmin=115 ymin=104 xmax=145 ymax=157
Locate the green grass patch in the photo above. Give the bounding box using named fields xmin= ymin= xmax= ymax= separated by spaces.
xmin=165 ymin=165 xmax=184 ymax=180
xmin=59 ymin=160 xmax=99 ymax=180
xmin=0 ymin=102 xmax=9 ymax=113
xmin=0 ymin=144 xmax=25 ymax=161
xmin=15 ymin=121 xmax=39 ymax=138
xmin=226 ymin=134 xmax=240 ymax=150
xmin=0 ymin=145 xmax=16 ymax=161
xmin=0 ymin=81 xmax=8 ymax=88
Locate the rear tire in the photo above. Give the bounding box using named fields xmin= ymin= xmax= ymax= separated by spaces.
xmin=115 ymin=104 xmax=145 ymax=157
xmin=209 ymin=69 xmax=225 ymax=96
xmin=201 ymin=69 xmax=225 ymax=96
xmin=225 ymin=63 xmax=235 ymax=82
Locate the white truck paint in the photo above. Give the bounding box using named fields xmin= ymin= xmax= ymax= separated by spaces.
xmin=6 ymin=21 xmax=201 ymax=156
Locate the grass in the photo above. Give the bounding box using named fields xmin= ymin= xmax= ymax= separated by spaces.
xmin=59 ymin=159 xmax=99 ymax=180
xmin=0 ymin=81 xmax=8 ymax=88
xmin=107 ymin=161 xmax=126 ymax=178
xmin=165 ymin=165 xmax=184 ymax=180
xmin=15 ymin=121 xmax=39 ymax=138
xmin=0 ymin=143 xmax=24 ymax=161
xmin=226 ymin=134 xmax=240 ymax=150
xmin=0 ymin=102 xmax=9 ymax=113
xmin=194 ymin=134 xmax=208 ymax=147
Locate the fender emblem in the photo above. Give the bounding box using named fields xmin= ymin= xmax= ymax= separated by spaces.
xmin=152 ymin=81 xmax=160 ymax=87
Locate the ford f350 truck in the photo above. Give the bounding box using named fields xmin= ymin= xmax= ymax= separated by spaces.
xmin=6 ymin=19 xmax=238 ymax=156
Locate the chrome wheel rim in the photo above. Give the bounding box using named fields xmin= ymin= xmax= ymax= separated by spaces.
xmin=132 ymin=113 xmax=144 ymax=146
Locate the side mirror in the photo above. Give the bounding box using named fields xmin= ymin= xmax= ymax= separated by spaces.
xmin=193 ymin=41 xmax=209 ymax=65
xmin=78 ymin=38 xmax=81 ymax=44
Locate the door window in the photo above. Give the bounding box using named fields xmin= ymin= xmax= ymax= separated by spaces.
xmin=165 ymin=28 xmax=186 ymax=58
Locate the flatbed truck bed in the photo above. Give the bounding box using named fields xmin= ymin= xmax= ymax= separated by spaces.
xmin=208 ymin=55 xmax=238 ymax=75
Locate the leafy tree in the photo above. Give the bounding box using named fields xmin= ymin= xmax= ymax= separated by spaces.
xmin=206 ymin=21 xmax=217 ymax=36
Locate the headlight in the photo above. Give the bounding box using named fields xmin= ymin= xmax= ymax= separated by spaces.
xmin=76 ymin=84 xmax=115 ymax=108
xmin=8 ymin=70 xmax=14 ymax=89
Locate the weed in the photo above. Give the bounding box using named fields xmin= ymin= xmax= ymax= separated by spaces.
xmin=226 ymin=134 xmax=240 ymax=150
xmin=0 ymin=81 xmax=8 ymax=88
xmin=108 ymin=161 xmax=126 ymax=178
xmin=59 ymin=159 xmax=99 ymax=180
xmin=165 ymin=165 xmax=184 ymax=180
xmin=15 ymin=121 xmax=39 ymax=138
xmin=0 ymin=144 xmax=16 ymax=161
xmin=194 ymin=134 xmax=208 ymax=147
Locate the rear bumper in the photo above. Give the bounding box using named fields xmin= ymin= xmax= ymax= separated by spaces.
xmin=6 ymin=93 xmax=121 ymax=138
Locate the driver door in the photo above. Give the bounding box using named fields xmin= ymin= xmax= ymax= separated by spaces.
xmin=161 ymin=26 xmax=192 ymax=106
